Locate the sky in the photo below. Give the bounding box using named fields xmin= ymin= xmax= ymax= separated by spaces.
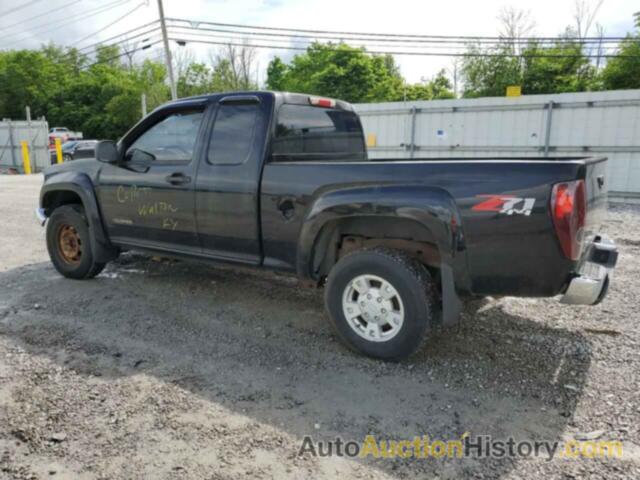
xmin=0 ymin=0 xmax=637 ymax=85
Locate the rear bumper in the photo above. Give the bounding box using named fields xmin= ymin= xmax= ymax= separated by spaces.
xmin=560 ymin=235 xmax=617 ymax=305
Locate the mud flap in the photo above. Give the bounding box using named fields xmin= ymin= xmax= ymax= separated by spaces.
xmin=441 ymin=263 xmax=463 ymax=326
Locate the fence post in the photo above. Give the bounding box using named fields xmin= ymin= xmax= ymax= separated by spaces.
xmin=409 ymin=106 xmax=417 ymax=159
xmin=55 ymin=137 xmax=63 ymax=163
xmin=543 ymin=101 xmax=554 ymax=157
xmin=7 ymin=119 xmax=17 ymax=167
xmin=21 ymin=141 xmax=31 ymax=174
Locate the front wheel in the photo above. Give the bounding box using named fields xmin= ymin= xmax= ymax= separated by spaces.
xmin=324 ymin=248 xmax=436 ymax=361
xmin=46 ymin=204 xmax=105 ymax=279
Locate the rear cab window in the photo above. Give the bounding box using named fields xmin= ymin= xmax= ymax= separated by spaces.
xmin=272 ymin=104 xmax=366 ymax=161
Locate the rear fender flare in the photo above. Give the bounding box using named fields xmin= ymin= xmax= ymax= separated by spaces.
xmin=296 ymin=184 xmax=470 ymax=325
xmin=297 ymin=184 xmax=470 ymax=325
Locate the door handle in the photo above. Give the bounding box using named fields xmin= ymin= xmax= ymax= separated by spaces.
xmin=165 ymin=173 xmax=191 ymax=185
xmin=277 ymin=197 xmax=296 ymax=220
xmin=597 ymin=175 xmax=605 ymax=188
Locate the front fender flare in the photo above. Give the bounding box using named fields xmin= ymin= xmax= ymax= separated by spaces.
xmin=40 ymin=172 xmax=118 ymax=263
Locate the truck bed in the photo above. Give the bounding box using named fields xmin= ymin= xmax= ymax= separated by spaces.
xmin=260 ymin=156 xmax=608 ymax=296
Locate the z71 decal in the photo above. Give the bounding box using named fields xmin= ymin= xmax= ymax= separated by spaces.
xmin=472 ymin=195 xmax=536 ymax=216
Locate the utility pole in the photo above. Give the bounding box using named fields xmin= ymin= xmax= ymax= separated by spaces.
xmin=157 ymin=0 xmax=177 ymax=100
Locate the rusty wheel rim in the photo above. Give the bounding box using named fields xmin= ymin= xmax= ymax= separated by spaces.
xmin=57 ymin=224 xmax=82 ymax=265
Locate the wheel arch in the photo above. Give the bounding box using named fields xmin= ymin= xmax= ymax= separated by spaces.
xmin=309 ymin=216 xmax=442 ymax=281
xmin=41 ymin=189 xmax=83 ymax=213
xmin=297 ymin=184 xmax=469 ymax=325
xmin=40 ymin=172 xmax=118 ymax=263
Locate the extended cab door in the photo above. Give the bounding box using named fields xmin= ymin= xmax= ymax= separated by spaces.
xmin=98 ymin=105 xmax=207 ymax=252
xmin=194 ymin=94 xmax=273 ymax=264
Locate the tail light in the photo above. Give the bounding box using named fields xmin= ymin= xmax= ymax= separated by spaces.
xmin=550 ymin=180 xmax=586 ymax=260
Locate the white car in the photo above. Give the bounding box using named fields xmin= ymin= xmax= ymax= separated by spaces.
xmin=49 ymin=127 xmax=83 ymax=145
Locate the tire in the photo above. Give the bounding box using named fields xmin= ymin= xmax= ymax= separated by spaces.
xmin=46 ymin=204 xmax=106 ymax=279
xmin=63 ymin=154 xmax=72 ymax=162
xmin=324 ymin=248 xmax=436 ymax=361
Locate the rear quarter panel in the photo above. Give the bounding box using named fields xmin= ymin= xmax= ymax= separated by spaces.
xmin=260 ymin=159 xmax=587 ymax=297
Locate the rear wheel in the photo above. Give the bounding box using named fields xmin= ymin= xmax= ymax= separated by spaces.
xmin=46 ymin=204 xmax=105 ymax=279
xmin=325 ymin=248 xmax=436 ymax=361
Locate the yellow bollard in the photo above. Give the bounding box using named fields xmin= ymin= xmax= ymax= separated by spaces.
xmin=21 ymin=141 xmax=31 ymax=175
xmin=55 ymin=137 xmax=63 ymax=164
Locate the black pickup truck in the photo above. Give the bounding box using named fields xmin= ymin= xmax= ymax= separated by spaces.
xmin=37 ymin=91 xmax=618 ymax=360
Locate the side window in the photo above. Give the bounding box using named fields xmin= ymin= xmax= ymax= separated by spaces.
xmin=207 ymin=103 xmax=259 ymax=165
xmin=127 ymin=109 xmax=204 ymax=162
xmin=271 ymin=104 xmax=365 ymax=161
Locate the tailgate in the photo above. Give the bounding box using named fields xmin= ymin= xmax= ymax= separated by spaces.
xmin=582 ymin=157 xmax=608 ymax=237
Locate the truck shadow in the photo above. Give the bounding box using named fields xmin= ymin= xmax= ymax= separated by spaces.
xmin=0 ymin=254 xmax=592 ymax=478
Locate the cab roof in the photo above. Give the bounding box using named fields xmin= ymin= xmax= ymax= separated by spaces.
xmin=159 ymin=91 xmax=355 ymax=112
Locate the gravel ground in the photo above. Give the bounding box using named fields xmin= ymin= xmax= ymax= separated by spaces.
xmin=0 ymin=173 xmax=639 ymax=479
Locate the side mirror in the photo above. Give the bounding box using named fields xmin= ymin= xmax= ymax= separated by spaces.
xmin=95 ymin=140 xmax=119 ymax=164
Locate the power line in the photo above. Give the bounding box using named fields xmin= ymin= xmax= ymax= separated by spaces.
xmin=0 ymin=0 xmax=82 ymax=32
xmin=33 ymin=23 xmax=160 ymax=70
xmin=78 ymin=32 xmax=161 ymax=57
xmin=167 ymin=21 xmax=625 ymax=47
xmin=166 ymin=17 xmax=631 ymax=43
xmin=166 ymin=26 xmax=622 ymax=53
xmin=166 ymin=22 xmax=624 ymax=48
xmin=1 ymin=0 xmax=132 ymax=48
xmin=72 ymin=1 xmax=149 ymax=47
xmin=1 ymin=0 xmax=129 ymax=45
xmin=77 ymin=22 xmax=160 ymax=52
xmin=0 ymin=0 xmax=45 ymax=18
xmin=84 ymin=38 xmax=160 ymax=68
xmin=168 ymin=36 xmax=639 ymax=59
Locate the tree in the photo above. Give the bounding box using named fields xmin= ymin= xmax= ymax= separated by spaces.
xmin=265 ymin=43 xmax=404 ymax=103
xmin=173 ymin=47 xmax=196 ymax=80
xmin=178 ymin=62 xmax=211 ymax=97
xmin=265 ymin=57 xmax=288 ymax=90
xmin=210 ymin=44 xmax=258 ymax=91
xmin=428 ymin=70 xmax=456 ymax=99
xmin=497 ymin=7 xmax=536 ymax=55
xmin=461 ymin=44 xmax=522 ymax=97
xmin=458 ymin=3 xmax=621 ymax=97
xmin=401 ymin=70 xmax=455 ymax=101
xmin=95 ymin=45 xmax=121 ymax=68
xmin=0 ymin=49 xmax=68 ymax=119
xmin=599 ymin=34 xmax=640 ymax=90
xmin=461 ymin=36 xmax=595 ymax=97
xmin=573 ymin=0 xmax=604 ymax=39
xmin=521 ymin=35 xmax=593 ymax=94
xmin=0 ymin=42 xmax=172 ymax=139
